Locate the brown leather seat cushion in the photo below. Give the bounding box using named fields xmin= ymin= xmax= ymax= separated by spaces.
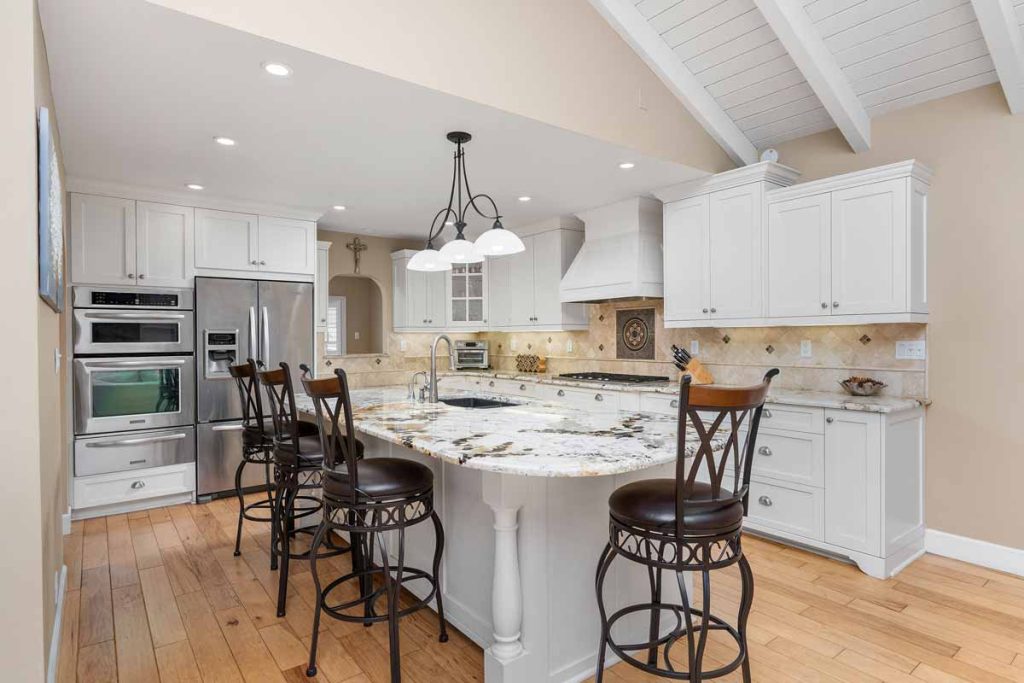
xmin=273 ymin=432 xmax=326 ymax=467
xmin=609 ymin=479 xmax=744 ymax=534
xmin=324 ymin=458 xmax=433 ymax=500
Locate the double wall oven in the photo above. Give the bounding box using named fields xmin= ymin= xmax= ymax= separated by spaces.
xmin=72 ymin=286 xmax=196 ymax=479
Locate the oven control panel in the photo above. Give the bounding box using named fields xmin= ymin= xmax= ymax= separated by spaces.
xmin=72 ymin=286 xmax=194 ymax=310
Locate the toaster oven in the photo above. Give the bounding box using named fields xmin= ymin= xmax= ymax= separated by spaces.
xmin=454 ymin=340 xmax=489 ymax=369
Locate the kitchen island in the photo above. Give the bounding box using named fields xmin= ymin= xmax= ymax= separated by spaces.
xmin=295 ymin=386 xmax=721 ymax=683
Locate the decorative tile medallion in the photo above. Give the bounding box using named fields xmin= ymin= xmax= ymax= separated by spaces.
xmin=616 ymin=308 xmax=656 ymax=360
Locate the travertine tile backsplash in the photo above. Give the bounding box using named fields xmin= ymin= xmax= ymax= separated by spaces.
xmin=316 ymin=301 xmax=927 ymax=398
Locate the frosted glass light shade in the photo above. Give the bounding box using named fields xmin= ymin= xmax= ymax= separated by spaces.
xmin=438 ymin=237 xmax=484 ymax=263
xmin=475 ymin=227 xmax=525 ymax=256
xmin=406 ymin=248 xmax=452 ymax=271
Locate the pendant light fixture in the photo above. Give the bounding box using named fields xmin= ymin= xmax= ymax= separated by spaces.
xmin=408 ymin=131 xmax=525 ymax=271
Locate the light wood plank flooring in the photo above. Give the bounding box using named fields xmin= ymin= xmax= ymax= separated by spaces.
xmin=57 ymin=496 xmax=1024 ymax=682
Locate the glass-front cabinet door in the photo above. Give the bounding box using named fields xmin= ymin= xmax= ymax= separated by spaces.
xmin=448 ymin=262 xmax=487 ymax=328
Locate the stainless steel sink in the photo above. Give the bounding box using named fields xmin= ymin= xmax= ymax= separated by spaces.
xmin=439 ymin=396 xmax=520 ymax=409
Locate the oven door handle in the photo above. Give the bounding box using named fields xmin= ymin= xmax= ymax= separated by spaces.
xmin=85 ymin=433 xmax=188 ymax=448
xmin=82 ymin=312 xmax=187 ymax=320
xmin=83 ymin=359 xmax=188 ymax=369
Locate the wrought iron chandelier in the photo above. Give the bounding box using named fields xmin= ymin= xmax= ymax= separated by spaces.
xmin=407 ymin=131 xmax=525 ymax=271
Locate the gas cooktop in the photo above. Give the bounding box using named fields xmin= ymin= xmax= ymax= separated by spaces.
xmin=557 ymin=372 xmax=670 ymax=384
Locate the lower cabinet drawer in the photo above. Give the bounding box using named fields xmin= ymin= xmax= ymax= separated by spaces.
xmin=744 ymin=428 xmax=825 ymax=488
xmin=759 ymin=404 xmax=824 ymax=434
xmin=74 ymin=463 xmax=195 ymax=510
xmin=746 ymin=479 xmax=824 ymax=541
xmin=639 ymin=393 xmax=680 ymax=415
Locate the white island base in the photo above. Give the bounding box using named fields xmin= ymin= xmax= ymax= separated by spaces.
xmin=363 ymin=434 xmax=693 ymax=683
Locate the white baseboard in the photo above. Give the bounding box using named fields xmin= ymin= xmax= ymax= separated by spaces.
xmin=925 ymin=529 xmax=1024 ymax=577
xmin=47 ymin=564 xmax=68 ymax=683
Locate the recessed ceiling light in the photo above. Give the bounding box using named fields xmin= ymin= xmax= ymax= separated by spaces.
xmin=263 ymin=62 xmax=292 ymax=77
xmin=186 ymin=183 xmax=204 ymax=191
xmin=333 ymin=205 xmax=346 ymax=211
xmin=618 ymin=162 xmax=635 ymax=169
xmin=517 ymin=196 xmax=532 ymax=202
xmin=214 ymin=136 xmax=236 ymax=146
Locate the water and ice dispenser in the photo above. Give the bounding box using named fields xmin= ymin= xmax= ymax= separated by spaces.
xmin=204 ymin=330 xmax=239 ymax=379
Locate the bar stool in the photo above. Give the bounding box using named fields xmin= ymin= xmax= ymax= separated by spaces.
xmin=258 ymin=361 xmax=349 ymax=618
xmin=595 ymin=370 xmax=778 ymax=683
xmin=227 ymin=359 xmax=278 ymax=563
xmin=302 ymin=367 xmax=448 ymax=682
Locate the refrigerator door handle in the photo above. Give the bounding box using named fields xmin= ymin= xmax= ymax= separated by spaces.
xmin=261 ymin=305 xmax=270 ymax=364
xmin=248 ymin=306 xmax=257 ymax=361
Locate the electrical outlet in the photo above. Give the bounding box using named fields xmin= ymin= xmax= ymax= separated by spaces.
xmin=800 ymin=340 xmax=812 ymax=358
xmin=895 ymin=340 xmax=926 ymax=360
xmin=690 ymin=340 xmax=699 ymax=357
xmin=511 ymin=339 xmax=518 ymax=351
xmin=399 ymin=339 xmax=408 ymax=352
xmin=566 ymin=339 xmax=574 ymax=353
xmin=354 ymin=331 xmax=360 ymax=340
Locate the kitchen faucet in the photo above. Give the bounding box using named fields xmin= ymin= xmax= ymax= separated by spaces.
xmin=428 ymin=334 xmax=456 ymax=403
xmin=408 ymin=371 xmax=427 ymax=401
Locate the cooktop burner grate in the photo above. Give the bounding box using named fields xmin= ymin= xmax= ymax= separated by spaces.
xmin=557 ymin=372 xmax=670 ymax=384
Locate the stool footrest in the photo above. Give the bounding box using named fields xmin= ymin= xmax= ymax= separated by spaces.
xmin=319 ymin=564 xmax=439 ymax=625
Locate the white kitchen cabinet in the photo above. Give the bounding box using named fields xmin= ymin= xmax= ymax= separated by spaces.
xmin=487 ymin=256 xmax=512 ymax=327
xmin=195 ymin=208 xmax=258 ymax=273
xmin=315 ymin=241 xmax=331 ymax=329
xmin=257 ymin=215 xmax=316 ymax=275
xmin=447 ymin=262 xmax=488 ymax=329
xmin=657 ymin=163 xmax=799 ymax=328
xmin=135 ymin=201 xmax=194 ymax=287
xmin=824 ymin=409 xmax=882 ymax=555
xmin=71 ymin=193 xmax=137 ymax=285
xmin=767 ymin=193 xmax=831 ymax=317
xmin=71 ymin=194 xmax=195 ymax=287
xmin=391 ymin=250 xmax=447 ymax=331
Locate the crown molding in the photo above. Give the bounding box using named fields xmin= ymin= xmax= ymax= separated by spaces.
xmin=766 ymin=159 xmax=933 ymax=203
xmin=652 ymin=161 xmax=801 ymax=202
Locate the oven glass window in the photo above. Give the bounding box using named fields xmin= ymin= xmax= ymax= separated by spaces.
xmin=91 ymin=322 xmax=179 ymax=344
xmin=92 ymin=369 xmax=181 ymax=418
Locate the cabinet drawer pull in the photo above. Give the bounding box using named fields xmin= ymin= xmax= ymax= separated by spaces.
xmin=758 ymin=495 xmax=772 ymax=507
xmin=489 ymin=381 xmax=495 ymax=387
xmin=595 ymin=393 xmax=604 ymax=402
xmin=138 ymin=273 xmax=145 ymax=279
xmin=557 ymin=390 xmax=565 ymax=397
xmin=763 ymin=409 xmax=772 ymax=419
xmin=670 ymin=399 xmax=678 ymax=408
xmin=519 ymin=384 xmax=526 ymax=391
xmin=130 ymin=480 xmax=146 ymax=490
xmin=826 ymin=417 xmax=834 ymax=424
xmin=758 ymin=446 xmax=772 ymax=456
xmin=127 ymin=273 xmax=135 ymax=279
xmin=128 ymin=459 xmax=148 ymax=465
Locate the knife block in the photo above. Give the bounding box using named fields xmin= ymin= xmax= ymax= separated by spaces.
xmin=681 ymin=358 xmax=715 ymax=385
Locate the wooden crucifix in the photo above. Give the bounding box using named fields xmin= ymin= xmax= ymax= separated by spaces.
xmin=346 ymin=236 xmax=368 ymax=274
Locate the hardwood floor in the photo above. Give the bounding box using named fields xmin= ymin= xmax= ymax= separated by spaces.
xmin=57 ymin=497 xmax=1024 ymax=682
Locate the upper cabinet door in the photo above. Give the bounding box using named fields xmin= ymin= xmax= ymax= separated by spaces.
xmin=709 ymin=185 xmax=762 ymax=319
xmin=448 ymin=262 xmax=486 ymax=327
xmin=427 ymin=271 xmax=449 ymax=328
xmin=531 ymin=230 xmax=564 ymax=326
xmin=487 ymin=255 xmax=511 ymax=327
xmin=767 ymin=194 xmax=831 ymax=317
xmin=663 ymin=196 xmax=710 ymax=321
xmin=405 ymin=268 xmax=428 ymax=328
xmin=257 ymin=216 xmax=315 ymax=275
xmin=831 ymin=179 xmax=908 ymax=315
xmin=70 ymin=193 xmax=137 ymax=285
xmin=135 ymin=202 xmax=194 ymax=287
xmin=507 ymin=235 xmax=536 ymax=325
xmin=195 ymin=209 xmax=258 ymax=272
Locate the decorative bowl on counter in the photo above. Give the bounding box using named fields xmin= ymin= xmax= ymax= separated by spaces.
xmin=839 ymin=376 xmax=887 ymax=396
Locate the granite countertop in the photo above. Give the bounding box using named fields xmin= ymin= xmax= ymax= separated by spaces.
xmin=443 ymin=370 xmax=929 ymax=414
xmin=294 ymin=387 xmax=722 ymax=478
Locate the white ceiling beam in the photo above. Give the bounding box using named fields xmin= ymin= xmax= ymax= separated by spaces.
xmin=588 ymin=0 xmax=759 ymax=166
xmin=752 ymin=0 xmax=871 ymax=152
xmin=971 ymin=0 xmax=1024 ymax=113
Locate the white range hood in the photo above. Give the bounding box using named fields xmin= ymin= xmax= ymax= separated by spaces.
xmin=559 ymin=197 xmax=663 ymax=303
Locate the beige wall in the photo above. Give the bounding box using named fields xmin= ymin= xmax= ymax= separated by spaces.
xmin=147 ymin=0 xmax=734 ymax=172
xmin=772 ymin=84 xmax=1023 ymax=550
xmin=0 ymin=0 xmax=55 ymax=678
xmin=328 ymin=275 xmax=383 ymax=355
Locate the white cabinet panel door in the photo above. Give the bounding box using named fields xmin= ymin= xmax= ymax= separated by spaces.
xmin=135 ymin=201 xmax=193 ymax=287
xmin=507 ymin=235 xmax=536 ymax=325
xmin=532 ymin=230 xmax=564 ymax=326
xmin=767 ymin=194 xmax=831 ymax=317
xmin=831 ymin=179 xmax=907 ymax=315
xmin=663 ymin=196 xmax=710 ymax=322
xmin=710 ymin=185 xmax=762 ymax=319
xmin=257 ymin=216 xmax=315 ymax=275
xmin=315 ymin=242 xmax=330 ymax=328
xmin=195 ymin=209 xmax=258 ymax=272
xmin=824 ymin=409 xmax=881 ymax=555
xmin=70 ymin=193 xmax=136 ymax=285
xmin=406 ymin=269 xmax=429 ymax=328
xmin=427 ymin=271 xmax=448 ymax=328
xmin=487 ymin=255 xmax=512 ymax=327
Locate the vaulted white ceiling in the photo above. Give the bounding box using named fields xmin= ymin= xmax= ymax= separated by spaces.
xmin=594 ymin=0 xmax=1021 ymax=161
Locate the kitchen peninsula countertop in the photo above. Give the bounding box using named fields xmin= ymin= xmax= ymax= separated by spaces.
xmin=294 ymin=386 xmax=721 ymax=478
xmin=442 ymin=370 xmax=930 ymax=413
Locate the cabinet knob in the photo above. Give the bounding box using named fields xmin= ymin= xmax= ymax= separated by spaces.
xmin=832 ymin=301 xmax=839 ymax=308
xmin=702 ymin=308 xmax=709 ymax=314
xmin=260 ymin=260 xmax=267 ymax=266
xmin=557 ymin=389 xmax=565 ymax=397
xmin=670 ymin=399 xmax=678 ymax=408
xmin=127 ymin=273 xmax=135 ymax=279
xmin=489 ymin=381 xmax=495 ymax=387
xmin=821 ymin=302 xmax=828 ymax=309
xmin=138 ymin=273 xmax=145 ymax=279
xmin=595 ymin=393 xmax=604 ymax=402
xmin=130 ymin=480 xmax=146 ymax=490
xmin=758 ymin=446 xmax=772 ymax=456
xmin=826 ymin=416 xmax=834 ymax=424
xmin=758 ymin=495 xmax=773 ymax=507
xmin=519 ymin=384 xmax=526 ymax=391
xmin=710 ymin=307 xmax=717 ymax=314
xmin=251 ymin=260 xmax=258 ymax=265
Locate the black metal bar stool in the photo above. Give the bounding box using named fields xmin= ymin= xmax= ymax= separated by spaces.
xmin=258 ymin=361 xmax=349 ymax=618
xmin=301 ymin=367 xmax=448 ymax=683
xmin=595 ymin=369 xmax=778 ymax=683
xmin=227 ymin=360 xmax=277 ymax=562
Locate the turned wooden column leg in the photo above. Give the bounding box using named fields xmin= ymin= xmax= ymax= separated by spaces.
xmin=489 ymin=503 xmax=524 ymax=662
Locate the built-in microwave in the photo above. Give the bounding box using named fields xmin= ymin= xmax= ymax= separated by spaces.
xmin=72 ymin=286 xmax=194 ymax=355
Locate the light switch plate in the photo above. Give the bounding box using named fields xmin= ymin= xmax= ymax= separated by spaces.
xmin=511 ymin=339 xmax=518 ymax=351
xmin=399 ymin=339 xmax=408 ymax=352
xmin=690 ymin=340 xmax=699 ymax=356
xmin=566 ymin=339 xmax=574 ymax=353
xmin=800 ymin=340 xmax=812 ymax=358
xmin=354 ymin=331 xmax=360 ymax=340
xmin=896 ymin=340 xmax=926 ymax=360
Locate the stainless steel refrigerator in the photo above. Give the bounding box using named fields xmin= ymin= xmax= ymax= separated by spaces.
xmin=195 ymin=277 xmax=313 ymax=496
